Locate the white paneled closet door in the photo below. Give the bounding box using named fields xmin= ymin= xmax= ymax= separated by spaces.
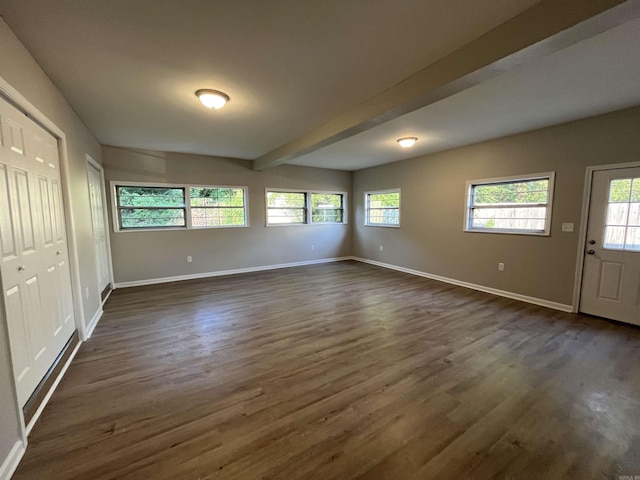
xmin=0 ymin=96 xmax=75 ymax=407
xmin=87 ymin=162 xmax=110 ymax=293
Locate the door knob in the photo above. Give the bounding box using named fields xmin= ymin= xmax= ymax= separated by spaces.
xmin=586 ymin=250 xmax=595 ymax=255
xmin=56 ymin=251 xmax=62 ymax=256
xmin=17 ymin=265 xmax=26 ymax=271
xmin=588 ymin=240 xmax=596 ymax=245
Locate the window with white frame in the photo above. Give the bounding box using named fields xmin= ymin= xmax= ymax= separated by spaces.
xmin=465 ymin=172 xmax=555 ymax=235
xmin=115 ymin=185 xmax=186 ymax=229
xmin=190 ymin=187 xmax=246 ymax=227
xmin=113 ymin=182 xmax=247 ymax=231
xmin=365 ymin=189 xmax=400 ymax=227
xmin=266 ymin=190 xmax=346 ymax=225
xmin=311 ymin=193 xmax=344 ymax=223
xmin=266 ymin=191 xmax=307 ymax=224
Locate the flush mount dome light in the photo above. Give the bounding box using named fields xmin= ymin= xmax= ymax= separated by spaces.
xmin=196 ymin=89 xmax=230 ymax=109
xmin=397 ymin=137 xmax=418 ymax=148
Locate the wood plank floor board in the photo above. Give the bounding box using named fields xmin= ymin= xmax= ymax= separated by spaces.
xmin=12 ymin=261 xmax=640 ymax=479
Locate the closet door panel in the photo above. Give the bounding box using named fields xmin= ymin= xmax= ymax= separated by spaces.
xmin=0 ymin=97 xmax=76 ymax=406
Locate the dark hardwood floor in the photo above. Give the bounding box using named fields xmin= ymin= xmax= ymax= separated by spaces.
xmin=13 ymin=261 xmax=640 ymax=479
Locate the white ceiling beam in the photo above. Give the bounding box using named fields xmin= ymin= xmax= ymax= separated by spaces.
xmin=253 ymin=0 xmax=638 ymax=171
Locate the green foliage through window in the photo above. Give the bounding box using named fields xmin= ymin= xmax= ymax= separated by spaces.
xmin=605 ymin=178 xmax=640 ymax=251
xmin=190 ymin=187 xmax=246 ymax=227
xmin=609 ymin=178 xmax=640 ymax=203
xmin=266 ymin=191 xmax=307 ymax=224
xmin=117 ymin=186 xmax=186 ymax=229
xmin=366 ymin=191 xmax=400 ymax=226
xmin=266 ymin=191 xmax=346 ymax=225
xmin=472 ymin=179 xmax=548 ymax=205
xmin=311 ymin=193 xmax=343 ymax=223
xmin=115 ymin=184 xmax=247 ymax=230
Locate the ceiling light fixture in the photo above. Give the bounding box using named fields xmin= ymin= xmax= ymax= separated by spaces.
xmin=195 ymin=89 xmax=230 ymax=109
xmin=397 ymin=137 xmax=418 ymax=148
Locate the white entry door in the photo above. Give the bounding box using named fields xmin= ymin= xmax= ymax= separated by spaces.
xmin=87 ymin=161 xmax=110 ymax=293
xmin=0 ymin=96 xmax=76 ymax=406
xmin=580 ymin=166 xmax=640 ymax=325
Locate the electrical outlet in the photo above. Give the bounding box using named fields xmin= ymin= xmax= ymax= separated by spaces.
xmin=498 ymin=263 xmax=505 ymax=271
xmin=311 ymin=244 xmax=315 ymax=250
xmin=379 ymin=245 xmax=383 ymax=251
xmin=187 ymin=255 xmax=193 ymax=263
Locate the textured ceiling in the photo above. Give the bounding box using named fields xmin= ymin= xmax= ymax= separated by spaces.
xmin=289 ymin=17 xmax=640 ymax=170
xmin=0 ymin=0 xmax=538 ymax=160
xmin=1 ymin=1 xmax=638 ymax=171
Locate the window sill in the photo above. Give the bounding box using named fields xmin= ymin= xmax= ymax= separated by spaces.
xmin=266 ymin=222 xmax=348 ymax=227
xmin=115 ymin=225 xmax=249 ymax=233
xmin=464 ymin=228 xmax=550 ymax=236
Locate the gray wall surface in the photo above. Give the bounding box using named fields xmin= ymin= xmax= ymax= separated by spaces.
xmin=353 ymin=106 xmax=640 ymax=306
xmin=0 ymin=302 xmax=20 ymax=470
xmin=102 ymin=147 xmax=353 ymax=284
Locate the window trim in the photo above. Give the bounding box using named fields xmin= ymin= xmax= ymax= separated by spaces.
xmin=365 ymin=189 xmax=401 ymax=228
xmin=310 ymin=191 xmax=347 ymax=225
xmin=603 ymin=176 xmax=640 ymax=252
xmin=464 ymin=172 xmax=555 ymax=236
xmin=188 ymin=185 xmax=248 ymax=230
xmin=265 ymin=189 xmax=307 ymax=226
xmin=111 ymin=181 xmax=249 ymax=232
xmin=265 ymin=188 xmax=348 ymax=226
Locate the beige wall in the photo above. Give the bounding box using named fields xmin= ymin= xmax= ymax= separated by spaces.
xmin=0 ymin=18 xmax=103 ymax=464
xmin=353 ymin=106 xmax=640 ymax=306
xmin=102 ymin=146 xmax=352 ymax=284
xmin=0 ymin=301 xmax=20 ymax=470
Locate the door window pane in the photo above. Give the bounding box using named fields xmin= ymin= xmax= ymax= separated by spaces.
xmin=604 ymin=177 xmax=640 ymax=250
xmin=605 ymin=226 xmax=626 ymax=250
xmin=606 ymin=203 xmax=629 ymax=226
xmin=625 ymin=227 xmax=640 ymax=251
xmin=631 ymin=178 xmax=640 ymax=202
xmin=629 ymin=203 xmax=640 ymax=226
xmin=609 ymin=179 xmax=632 ymax=202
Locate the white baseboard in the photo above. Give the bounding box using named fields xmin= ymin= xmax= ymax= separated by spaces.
xmin=352 ymin=257 xmax=573 ymax=313
xmin=0 ymin=440 xmax=25 ymax=480
xmin=114 ymin=257 xmax=352 ymax=289
xmin=25 ymin=341 xmax=82 ymax=435
xmin=84 ymin=306 xmax=103 ymax=340
xmin=113 ymin=255 xmax=572 ymax=312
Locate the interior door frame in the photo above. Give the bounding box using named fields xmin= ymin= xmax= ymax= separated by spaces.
xmin=0 ymin=76 xmax=85 ymax=444
xmin=85 ymin=154 xmax=114 ymax=301
xmin=573 ymin=160 xmax=640 ymax=313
